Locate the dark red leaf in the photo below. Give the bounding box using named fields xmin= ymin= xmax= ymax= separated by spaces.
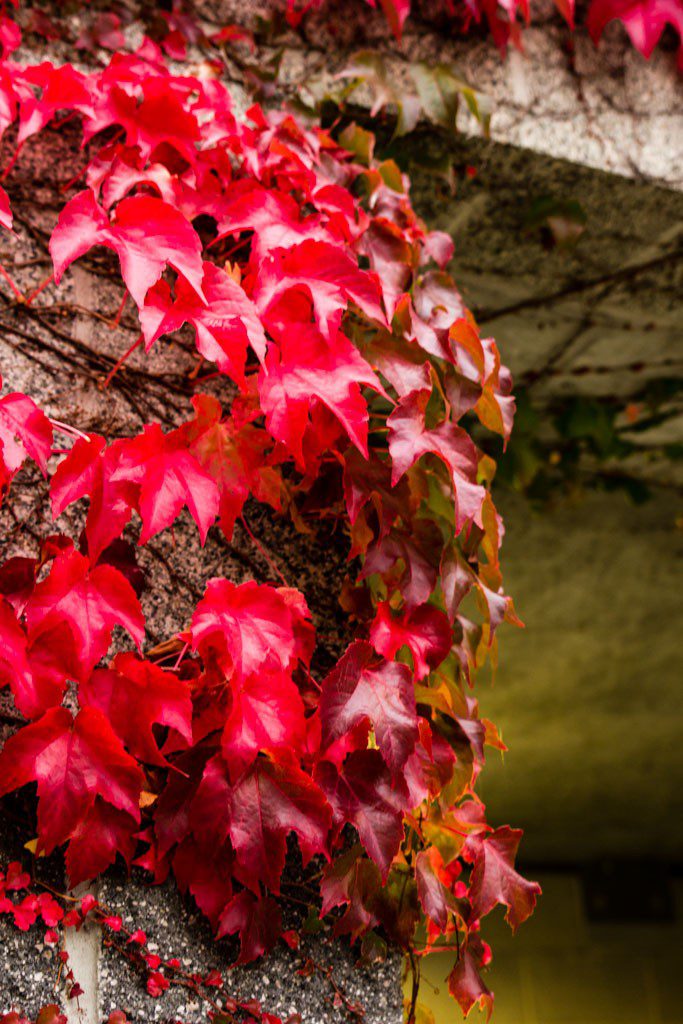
xmin=216 ymin=890 xmax=282 ymax=964
xmin=315 ymin=751 xmax=408 ymax=879
xmin=320 ymin=640 xmax=418 ymax=772
xmin=226 ymin=754 xmax=331 ymax=893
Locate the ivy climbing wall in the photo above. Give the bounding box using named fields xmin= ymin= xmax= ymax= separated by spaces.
xmin=0 ymin=1 xmax=680 ymax=1021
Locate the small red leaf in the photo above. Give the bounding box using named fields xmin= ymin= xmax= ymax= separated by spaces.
xmin=216 ymin=890 xmax=281 ymax=964
xmin=25 ymin=549 xmax=144 ymax=679
xmin=369 ymin=601 xmax=452 ymax=680
xmin=0 ymin=388 xmax=53 ymax=479
xmin=388 ymin=390 xmax=485 ymax=532
xmin=320 ymin=640 xmax=418 ymax=772
xmin=81 ymin=652 xmax=192 ymax=766
xmin=0 ymin=706 xmax=143 ymax=856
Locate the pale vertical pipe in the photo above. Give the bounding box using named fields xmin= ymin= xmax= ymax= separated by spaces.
xmin=61 ymin=266 xmax=102 ymax=1022
xmin=62 ymin=882 xmax=100 ymax=1023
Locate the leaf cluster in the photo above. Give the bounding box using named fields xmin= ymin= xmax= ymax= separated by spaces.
xmin=0 ymin=9 xmax=539 ymax=1019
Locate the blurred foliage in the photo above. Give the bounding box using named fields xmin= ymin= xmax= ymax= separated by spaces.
xmin=522 ymin=195 xmax=588 ymax=251
xmin=486 ymin=385 xmax=683 ymax=507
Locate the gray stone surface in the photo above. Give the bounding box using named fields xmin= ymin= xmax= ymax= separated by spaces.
xmin=0 ymin=908 xmax=60 ymax=1015
xmin=0 ymin=827 xmax=65 ymax=1016
xmin=203 ymin=0 xmax=683 ymax=189
xmin=97 ymin=872 xmax=402 ymax=1024
xmin=420 ymin=22 xmax=683 ymax=189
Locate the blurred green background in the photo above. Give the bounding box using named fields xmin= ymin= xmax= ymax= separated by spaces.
xmin=407 ymin=133 xmax=683 ymax=1022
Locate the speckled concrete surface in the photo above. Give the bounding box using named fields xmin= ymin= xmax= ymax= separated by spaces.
xmin=0 ymin=924 xmax=61 ymax=1016
xmin=98 ymin=872 xmax=403 ymax=1023
xmin=0 ymin=823 xmax=66 ymax=1015
xmin=0 ymin=834 xmax=403 ymax=1022
xmin=195 ymin=0 xmax=683 ymax=190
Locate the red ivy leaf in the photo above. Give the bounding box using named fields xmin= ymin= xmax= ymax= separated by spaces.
xmin=36 ymin=892 xmax=64 ymax=927
xmin=50 ymin=434 xmax=136 ymax=562
xmin=320 ymin=640 xmax=418 ymax=772
xmin=254 ymin=239 xmax=386 ymax=340
xmin=415 ymin=848 xmax=458 ymax=931
xmin=0 ymin=387 xmax=53 ymax=482
xmin=259 ymin=326 xmax=380 ymax=466
xmin=182 ymin=394 xmax=281 ymax=541
xmin=0 ymin=183 xmax=12 ymax=231
xmin=65 ymin=799 xmax=138 ymax=887
xmin=50 ymin=189 xmax=205 ymax=308
xmin=213 ymin=180 xmax=323 ymax=260
xmin=15 ymin=63 xmax=91 ymax=145
xmin=141 ymin=262 xmax=267 ymax=380
xmin=172 ymin=834 xmax=233 ymax=929
xmin=112 ymin=423 xmax=220 ymax=544
xmin=83 ymin=75 xmax=201 ymax=164
xmin=315 ymin=751 xmax=408 ymax=879
xmin=464 ymin=827 xmax=541 ymax=932
xmin=12 ymin=894 xmax=38 ymax=930
xmin=221 ymin=670 xmax=307 ymax=774
xmin=25 ymin=549 xmax=144 ymax=679
xmin=0 ymin=706 xmax=143 ymax=855
xmin=448 ymin=944 xmax=494 ymax=1020
xmin=5 ymin=861 xmax=31 ymax=891
xmin=191 ymin=579 xmax=313 ymax=682
xmin=320 ymin=844 xmax=382 ymax=941
xmin=217 ymin=890 xmax=282 ymax=964
xmin=0 ymin=599 xmax=67 ymax=719
xmin=378 ymin=0 xmax=411 ymax=39
xmin=388 ymin=389 xmax=485 ymax=532
xmin=369 ymin=601 xmax=452 ymax=680
xmin=0 ymin=16 xmax=21 ymax=60
xmin=50 ymin=434 xmax=106 ymax=520
xmin=227 ymin=755 xmax=331 ymax=893
xmin=587 ymin=0 xmax=683 ymax=66
xmin=80 ymin=652 xmax=193 ymax=766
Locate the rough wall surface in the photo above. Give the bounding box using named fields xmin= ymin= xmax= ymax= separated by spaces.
xmin=233 ymin=0 xmax=683 ymax=189
xmin=97 ymin=874 xmax=401 ymax=1024
xmin=408 ymin=23 xmax=683 ymax=188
